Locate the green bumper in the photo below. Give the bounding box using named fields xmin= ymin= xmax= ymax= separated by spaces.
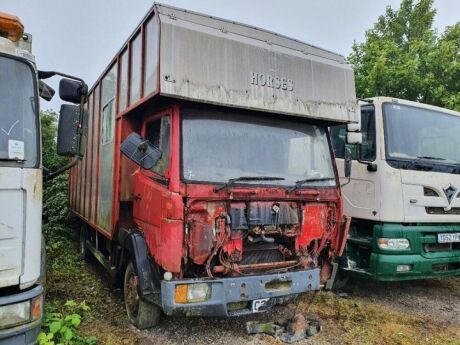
xmin=342 ymin=223 xmax=460 ymax=281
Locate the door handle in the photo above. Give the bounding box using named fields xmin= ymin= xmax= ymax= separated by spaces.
xmin=133 ymin=193 xmax=142 ymax=201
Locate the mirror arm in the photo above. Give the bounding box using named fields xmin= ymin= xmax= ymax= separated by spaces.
xmin=355 ymin=145 xmax=378 ymax=172
xmin=44 ymin=157 xmax=81 ymax=181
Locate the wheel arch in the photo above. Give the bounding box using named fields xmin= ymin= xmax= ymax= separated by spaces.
xmin=118 ymin=228 xmax=162 ymax=298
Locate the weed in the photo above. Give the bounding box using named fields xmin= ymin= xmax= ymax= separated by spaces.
xmin=38 ymin=300 xmax=97 ymax=345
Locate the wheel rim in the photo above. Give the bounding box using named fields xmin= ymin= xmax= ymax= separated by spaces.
xmin=125 ymin=271 xmax=140 ymax=318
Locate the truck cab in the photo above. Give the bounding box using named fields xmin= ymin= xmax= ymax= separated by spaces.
xmin=0 ymin=12 xmax=44 ymax=343
xmin=0 ymin=11 xmax=87 ymax=344
xmin=332 ymin=97 xmax=460 ymax=281
xmin=69 ymin=3 xmax=361 ymax=328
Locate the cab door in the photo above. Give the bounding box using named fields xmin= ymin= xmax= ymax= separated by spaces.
xmin=332 ymin=105 xmax=380 ymax=221
xmin=132 ymin=111 xmax=178 ymax=269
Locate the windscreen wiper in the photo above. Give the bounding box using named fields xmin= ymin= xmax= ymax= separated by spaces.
xmin=214 ymin=176 xmax=285 ymax=192
xmin=287 ymin=177 xmax=335 ymax=193
xmin=0 ymin=158 xmax=26 ymax=163
xmin=406 ymin=156 xmax=445 ymax=169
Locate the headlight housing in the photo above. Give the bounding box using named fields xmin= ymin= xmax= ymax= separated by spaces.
xmin=377 ymin=238 xmax=410 ymax=250
xmin=175 ymin=283 xmax=211 ymax=303
xmin=0 ymin=301 xmax=30 ymax=329
xmin=0 ymin=295 xmax=43 ymax=329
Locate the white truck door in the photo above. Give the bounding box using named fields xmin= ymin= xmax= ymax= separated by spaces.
xmin=332 ymin=105 xmax=380 ymax=220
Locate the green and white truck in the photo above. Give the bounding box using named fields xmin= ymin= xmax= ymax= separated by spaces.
xmin=332 ymin=97 xmax=460 ymax=281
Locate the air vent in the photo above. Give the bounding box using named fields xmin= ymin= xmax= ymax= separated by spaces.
xmin=425 ymin=207 xmax=460 ymax=215
xmin=424 ymin=187 xmax=439 ymax=197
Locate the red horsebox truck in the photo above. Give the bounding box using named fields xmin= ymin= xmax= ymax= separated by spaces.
xmin=69 ymin=3 xmax=361 ymax=328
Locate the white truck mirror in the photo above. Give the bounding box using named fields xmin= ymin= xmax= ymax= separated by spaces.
xmin=347 ymin=122 xmax=360 ymax=132
xmin=346 ymin=132 xmax=362 ymax=145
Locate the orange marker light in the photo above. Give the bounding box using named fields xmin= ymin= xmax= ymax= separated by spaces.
xmin=31 ymin=295 xmax=43 ymax=321
xmin=0 ymin=12 xmax=24 ymax=42
xmin=175 ymin=284 xmax=188 ymax=303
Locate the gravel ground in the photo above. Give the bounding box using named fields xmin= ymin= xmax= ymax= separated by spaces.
xmin=75 ymin=259 xmax=460 ymax=345
xmin=345 ymin=277 xmax=460 ymax=325
xmin=128 ymin=277 xmax=460 ymax=345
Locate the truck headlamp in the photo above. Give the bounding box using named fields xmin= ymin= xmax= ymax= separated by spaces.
xmin=0 ymin=294 xmax=42 ymax=330
xmin=377 ymin=238 xmax=410 ymax=250
xmin=175 ymin=283 xmax=211 ymax=303
xmin=0 ymin=300 xmax=30 ymax=329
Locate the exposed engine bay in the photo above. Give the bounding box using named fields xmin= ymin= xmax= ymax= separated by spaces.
xmin=184 ymin=200 xmax=340 ymax=280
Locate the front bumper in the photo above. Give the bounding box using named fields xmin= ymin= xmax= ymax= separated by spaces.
xmin=161 ymin=268 xmax=320 ymax=317
xmin=343 ymin=253 xmax=460 ymax=282
xmin=0 ymin=284 xmax=43 ymax=345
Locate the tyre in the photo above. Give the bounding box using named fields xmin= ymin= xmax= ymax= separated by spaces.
xmin=331 ymin=271 xmax=349 ymax=291
xmin=79 ymin=223 xmax=89 ymax=260
xmin=124 ymin=261 xmax=161 ymax=329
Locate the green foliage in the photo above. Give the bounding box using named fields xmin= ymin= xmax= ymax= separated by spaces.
xmin=349 ymin=0 xmax=460 ymax=111
xmin=38 ymin=300 xmax=96 ymax=345
xmin=40 ymin=110 xmax=74 ymax=244
xmin=41 ymin=110 xmax=68 ymax=171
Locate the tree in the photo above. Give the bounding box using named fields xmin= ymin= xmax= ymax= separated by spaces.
xmin=349 ymin=0 xmax=460 ymax=111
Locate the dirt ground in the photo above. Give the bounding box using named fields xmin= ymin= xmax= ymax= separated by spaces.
xmin=47 ymin=244 xmax=460 ymax=345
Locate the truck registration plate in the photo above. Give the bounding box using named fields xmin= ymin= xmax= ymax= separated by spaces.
xmin=251 ymin=298 xmax=271 ymax=312
xmin=437 ymin=233 xmax=460 ymax=243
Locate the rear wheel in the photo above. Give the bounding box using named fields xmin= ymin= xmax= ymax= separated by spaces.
xmin=124 ymin=261 xmax=161 ymax=329
xmin=79 ymin=223 xmax=89 ymax=260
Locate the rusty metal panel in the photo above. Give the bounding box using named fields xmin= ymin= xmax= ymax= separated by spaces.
xmin=97 ymin=65 xmax=117 ymax=232
xmin=156 ymin=4 xmax=358 ymax=123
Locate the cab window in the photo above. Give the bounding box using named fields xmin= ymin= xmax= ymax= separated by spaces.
xmin=144 ymin=116 xmax=170 ymax=176
xmin=331 ymin=105 xmax=376 ymax=161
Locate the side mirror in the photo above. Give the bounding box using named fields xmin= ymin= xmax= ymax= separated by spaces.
xmin=57 ymin=104 xmax=87 ymax=157
xmin=120 ymin=133 xmax=162 ymax=170
xmin=59 ymin=78 xmax=88 ymax=104
xmin=344 ymin=147 xmax=353 ymax=178
xmin=39 ymin=80 xmax=55 ymax=101
xmin=346 ymin=122 xmax=360 ymax=132
xmin=346 ymin=132 xmax=362 ymax=145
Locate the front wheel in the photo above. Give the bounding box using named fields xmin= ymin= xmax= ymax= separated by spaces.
xmin=124 ymin=261 xmax=161 ymax=329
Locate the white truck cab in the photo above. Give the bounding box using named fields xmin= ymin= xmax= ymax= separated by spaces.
xmin=0 ymin=12 xmax=88 ymax=344
xmin=332 ymin=97 xmax=460 ymax=281
xmin=0 ymin=13 xmax=44 ymax=344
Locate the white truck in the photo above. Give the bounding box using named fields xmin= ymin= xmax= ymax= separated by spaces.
xmin=0 ymin=12 xmax=87 ymax=344
xmin=332 ymin=97 xmax=460 ymax=281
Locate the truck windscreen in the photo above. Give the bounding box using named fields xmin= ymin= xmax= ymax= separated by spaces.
xmin=182 ymin=109 xmax=335 ymax=187
xmin=0 ymin=56 xmax=38 ymax=167
xmin=384 ymin=103 xmax=460 ymax=165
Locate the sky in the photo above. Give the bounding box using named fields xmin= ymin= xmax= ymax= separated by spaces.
xmin=2 ymin=0 xmax=459 ymax=111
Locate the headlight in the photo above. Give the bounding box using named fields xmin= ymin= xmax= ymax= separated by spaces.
xmin=175 ymin=283 xmax=211 ymax=303
xmin=0 ymin=301 xmax=30 ymax=329
xmin=377 ymin=238 xmax=410 ymax=250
